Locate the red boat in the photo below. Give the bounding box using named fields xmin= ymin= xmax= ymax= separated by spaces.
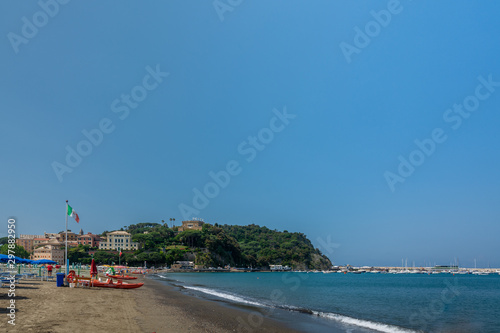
xmin=105 ymin=274 xmax=138 ymax=280
xmin=92 ymin=279 xmax=144 ymax=289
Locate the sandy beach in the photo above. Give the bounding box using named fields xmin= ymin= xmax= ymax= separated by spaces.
xmin=2 ymin=275 xmax=301 ymax=333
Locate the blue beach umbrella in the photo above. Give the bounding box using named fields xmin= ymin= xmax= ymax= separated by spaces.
xmin=13 ymin=256 xmax=29 ymax=264
xmin=0 ymin=255 xmax=31 ymax=264
xmin=18 ymin=258 xmax=33 ymax=264
xmin=32 ymin=259 xmax=57 ymax=264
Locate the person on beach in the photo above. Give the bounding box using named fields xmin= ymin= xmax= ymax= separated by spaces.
xmin=47 ymin=264 xmax=53 ymax=277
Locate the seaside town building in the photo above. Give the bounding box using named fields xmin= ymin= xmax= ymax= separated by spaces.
xmin=16 ymin=238 xmax=35 ymax=253
xmin=178 ymin=220 xmax=204 ymax=232
xmin=98 ymin=231 xmax=139 ymax=251
xmin=44 ymin=232 xmax=59 ymax=239
xmin=16 ymin=234 xmax=45 ymax=253
xmin=77 ymin=232 xmax=101 ymax=247
xmin=19 ymin=234 xmax=45 ymax=240
xmin=19 ymin=234 xmax=45 ymax=239
xmin=56 ymin=230 xmax=78 ymax=243
xmin=31 ymin=238 xmax=64 ymax=263
xmin=171 ymin=261 xmax=195 ymax=269
xmin=33 ymin=237 xmax=50 ymax=249
xmin=270 ymin=265 xmax=291 ymax=271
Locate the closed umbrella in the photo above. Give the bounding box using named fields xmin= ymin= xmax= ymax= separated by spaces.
xmin=90 ymin=258 xmax=98 ymax=287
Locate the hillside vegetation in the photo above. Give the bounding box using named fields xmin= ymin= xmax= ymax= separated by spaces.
xmin=60 ymin=222 xmax=332 ymax=269
xmin=221 ymin=224 xmax=332 ymax=270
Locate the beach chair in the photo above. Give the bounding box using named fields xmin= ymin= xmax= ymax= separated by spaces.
xmin=74 ymin=276 xmax=92 ymax=288
xmin=1 ymin=277 xmax=18 ymax=286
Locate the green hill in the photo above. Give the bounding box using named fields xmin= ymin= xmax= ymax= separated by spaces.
xmin=220 ymin=224 xmax=332 ymax=270
xmin=70 ymin=222 xmax=332 ymax=270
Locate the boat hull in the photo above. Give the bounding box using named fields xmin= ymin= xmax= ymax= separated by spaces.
xmin=92 ymin=280 xmax=144 ymax=289
xmin=106 ymin=274 xmax=138 ymax=280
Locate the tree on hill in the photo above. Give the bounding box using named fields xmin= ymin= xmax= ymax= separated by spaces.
xmin=0 ymin=237 xmax=9 ymax=246
xmin=94 ymin=222 xmax=331 ymax=269
xmin=93 ymin=250 xmax=119 ymax=265
xmin=127 ymin=222 xmax=163 ymax=235
xmin=0 ymin=244 xmax=30 ymax=259
xmin=220 ymin=224 xmax=332 ymax=270
xmin=68 ymin=245 xmax=91 ymax=264
xmin=175 ymin=230 xmax=204 ymax=248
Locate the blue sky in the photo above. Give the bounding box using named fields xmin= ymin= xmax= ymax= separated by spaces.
xmin=1 ymin=1 xmax=500 ymax=267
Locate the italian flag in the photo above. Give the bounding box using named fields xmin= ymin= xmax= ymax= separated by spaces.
xmin=67 ymin=204 xmax=80 ymax=223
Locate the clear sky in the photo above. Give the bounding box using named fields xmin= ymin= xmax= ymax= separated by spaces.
xmin=2 ymin=1 xmax=500 ymax=267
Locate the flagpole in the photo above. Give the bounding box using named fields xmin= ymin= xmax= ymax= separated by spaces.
xmin=65 ymin=200 xmax=69 ymax=277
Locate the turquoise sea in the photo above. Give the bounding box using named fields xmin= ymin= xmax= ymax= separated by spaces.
xmin=151 ymin=272 xmax=500 ymax=333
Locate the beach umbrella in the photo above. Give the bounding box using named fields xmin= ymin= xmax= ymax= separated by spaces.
xmin=32 ymin=259 xmax=57 ymax=264
xmin=16 ymin=257 xmax=32 ymax=264
xmin=0 ymin=254 xmax=30 ymax=264
xmin=16 ymin=258 xmax=31 ymax=264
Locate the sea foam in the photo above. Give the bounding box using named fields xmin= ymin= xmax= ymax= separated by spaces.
xmin=183 ymin=285 xmax=418 ymax=333
xmin=313 ymin=311 xmax=418 ymax=333
xmin=183 ymin=285 xmax=266 ymax=308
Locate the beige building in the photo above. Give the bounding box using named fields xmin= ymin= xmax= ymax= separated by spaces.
xmin=56 ymin=231 xmax=78 ymax=243
xmin=178 ymin=220 xmax=204 ymax=232
xmin=31 ymin=239 xmax=65 ymax=263
xmin=44 ymin=232 xmax=59 ymax=239
xmin=19 ymin=234 xmax=44 ymax=239
xmin=17 ymin=238 xmax=34 ymax=253
xmin=16 ymin=234 xmax=46 ymax=253
xmin=98 ymin=231 xmax=139 ymax=251
xmin=33 ymin=238 xmax=50 ymax=249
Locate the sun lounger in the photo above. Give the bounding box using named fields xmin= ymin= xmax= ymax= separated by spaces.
xmin=21 ymin=273 xmax=36 ymax=279
xmin=1 ymin=278 xmax=19 ymax=286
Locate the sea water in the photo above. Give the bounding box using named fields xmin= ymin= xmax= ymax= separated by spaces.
xmin=152 ymin=272 xmax=500 ymax=333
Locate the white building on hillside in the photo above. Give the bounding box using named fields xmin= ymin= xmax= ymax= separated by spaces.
xmin=98 ymin=231 xmax=139 ymax=250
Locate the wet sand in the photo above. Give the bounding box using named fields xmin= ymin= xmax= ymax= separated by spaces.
xmin=2 ymin=275 xmax=301 ymax=333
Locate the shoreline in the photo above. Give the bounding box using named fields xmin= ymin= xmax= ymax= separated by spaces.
xmin=147 ymin=274 xmax=356 ymax=333
xmin=135 ymin=276 xmax=304 ymax=333
xmin=5 ymin=275 xmax=303 ymax=333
